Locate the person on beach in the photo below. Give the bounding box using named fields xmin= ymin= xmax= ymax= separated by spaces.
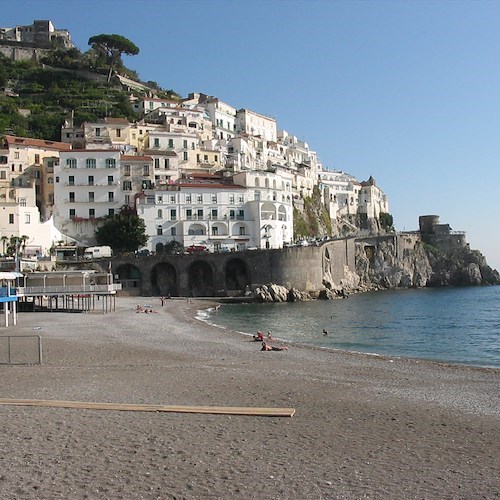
xmin=253 ymin=331 xmax=265 ymax=341
xmin=323 ymin=329 xmax=328 ymax=335
xmin=261 ymin=342 xmax=288 ymax=351
xmin=267 ymin=331 xmax=276 ymax=342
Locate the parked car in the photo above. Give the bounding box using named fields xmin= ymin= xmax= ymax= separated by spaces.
xmin=186 ymin=245 xmax=208 ymax=254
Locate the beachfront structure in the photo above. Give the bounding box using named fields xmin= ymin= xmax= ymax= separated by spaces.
xmin=138 ymin=170 xmax=294 ymax=252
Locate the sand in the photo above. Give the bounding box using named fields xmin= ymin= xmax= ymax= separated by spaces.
xmin=0 ymin=295 xmax=499 ymax=499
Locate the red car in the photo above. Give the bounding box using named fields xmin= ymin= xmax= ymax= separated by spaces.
xmin=186 ymin=245 xmax=208 ymax=254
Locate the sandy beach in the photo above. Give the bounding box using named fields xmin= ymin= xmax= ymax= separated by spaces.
xmin=0 ymin=296 xmax=499 ymax=499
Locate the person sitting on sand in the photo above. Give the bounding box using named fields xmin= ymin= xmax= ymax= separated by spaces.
xmin=261 ymin=342 xmax=288 ymax=351
xmin=323 ymin=329 xmax=328 ymax=335
xmin=253 ymin=331 xmax=265 ymax=341
xmin=267 ymin=331 xmax=276 ymax=342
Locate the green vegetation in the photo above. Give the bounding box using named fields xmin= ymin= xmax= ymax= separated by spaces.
xmin=95 ymin=206 xmax=147 ymax=253
xmin=293 ymin=186 xmax=333 ymax=240
xmin=0 ymin=34 xmax=181 ymax=141
xmin=88 ymin=34 xmax=140 ymax=82
xmin=379 ymin=212 xmax=395 ymax=232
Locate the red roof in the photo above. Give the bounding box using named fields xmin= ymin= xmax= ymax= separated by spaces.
xmin=3 ymin=135 xmax=71 ymax=151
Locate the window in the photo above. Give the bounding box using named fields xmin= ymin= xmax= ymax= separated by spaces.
xmin=170 ymin=209 xmax=176 ymax=220
xmin=170 ymin=195 xmax=175 ymax=203
xmin=212 ymin=226 xmax=218 ymax=236
xmin=123 ymin=164 xmax=130 ymax=176
xmin=108 ymin=192 xmax=114 ymax=202
xmin=48 ymin=194 xmax=54 ymax=204
xmin=0 ymin=171 xmax=5 ymax=179
xmin=68 ymin=175 xmax=74 ymax=186
xmin=186 ymin=209 xmax=192 ymax=220
xmin=229 ymin=195 xmax=235 ymax=204
xmin=164 ymin=159 xmax=170 ymax=169
xmin=255 ymin=178 xmax=260 ymax=187
xmin=149 ymin=101 xmax=154 ymax=110
xmin=116 ymin=128 xmax=121 ymax=138
xmin=183 ymin=151 xmax=188 ymax=161
xmin=69 ymin=209 xmax=76 ymax=219
xmin=239 ymin=226 xmax=245 ymax=235
xmin=88 ymin=192 xmax=94 ymax=202
xmin=34 ymin=154 xmax=40 ymax=164
xmin=123 ymin=180 xmax=132 ymax=191
xmin=95 ymin=127 xmax=101 ymax=137
xmin=105 ymin=158 xmax=116 ymax=168
xmin=171 ymin=227 xmax=176 ymax=236
xmin=124 ymin=195 xmax=130 ymax=205
xmin=255 ymin=191 xmax=261 ymax=200
xmin=154 ymin=158 xmax=160 ymax=168
xmin=238 ymin=209 xmax=244 ymax=219
xmin=183 ymin=140 xmax=187 ymax=149
xmin=69 ymin=192 xmax=75 ymax=202
xmin=66 ymin=158 xmax=76 ymax=168
xmin=211 ymin=208 xmax=218 ymax=219
xmin=211 ymin=194 xmax=217 ymax=203
xmin=197 ymin=195 xmax=203 ymax=203
xmin=8 ymin=214 xmax=14 ymax=224
xmin=14 ymin=152 xmax=19 ymax=159
xmin=154 ymin=138 xmax=160 ymax=148
xmin=143 ymin=165 xmax=150 ymax=176
xmin=89 ymin=208 xmax=95 ymax=218
xmin=108 ymin=175 xmax=114 ymax=186
xmin=108 ymin=209 xmax=115 ymax=216
xmin=47 ymin=177 xmax=53 ymax=184
xmin=86 ymin=159 xmax=96 ymax=169
xmin=157 ymin=209 xmax=163 ymax=218
xmin=197 ymin=209 xmax=203 ymax=218
xmin=19 ymin=198 xmax=26 ymax=206
xmin=238 ymin=195 xmax=244 ymax=203
xmin=88 ymin=175 xmax=94 ymax=186
xmin=168 ymin=139 xmax=174 ymax=148
xmin=157 ymin=226 xmax=163 ymax=235
xmin=229 ymin=209 xmax=235 ymax=219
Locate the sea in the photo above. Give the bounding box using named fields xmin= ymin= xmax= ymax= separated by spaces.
xmin=199 ymin=286 xmax=500 ymax=369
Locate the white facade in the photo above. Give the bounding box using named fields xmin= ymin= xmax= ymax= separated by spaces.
xmin=236 ymin=109 xmax=277 ymax=143
xmin=55 ymin=150 xmax=125 ymax=244
xmin=138 ymin=172 xmax=294 ymax=253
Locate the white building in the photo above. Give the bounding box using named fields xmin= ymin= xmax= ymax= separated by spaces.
xmin=138 ymin=170 xmax=294 ymax=253
xmin=55 ymin=150 xmax=125 ymax=244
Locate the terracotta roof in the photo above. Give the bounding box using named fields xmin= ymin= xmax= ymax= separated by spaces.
xmin=120 ymin=155 xmax=152 ymax=161
xmin=3 ymin=135 xmax=71 ymax=151
xmin=104 ymin=117 xmax=129 ymax=125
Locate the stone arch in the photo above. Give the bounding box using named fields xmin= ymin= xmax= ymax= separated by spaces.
xmin=255 ymin=177 xmax=260 ymax=187
xmin=261 ymin=201 xmax=275 ymax=220
xmin=278 ymin=204 xmax=287 ymax=221
xmin=188 ymin=223 xmax=206 ymax=235
xmin=232 ymin=222 xmax=249 ymax=236
xmin=151 ymin=262 xmax=178 ymax=296
xmin=188 ymin=260 xmax=214 ymax=297
xmin=225 ymin=258 xmax=250 ymax=293
xmin=115 ymin=263 xmax=141 ymax=294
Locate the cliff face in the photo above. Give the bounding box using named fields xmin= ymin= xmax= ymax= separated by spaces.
xmin=355 ymin=239 xmax=499 ymax=290
xmin=355 ymin=239 xmax=433 ymax=289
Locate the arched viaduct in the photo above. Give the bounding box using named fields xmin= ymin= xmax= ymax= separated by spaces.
xmin=95 ymin=238 xmax=359 ymax=297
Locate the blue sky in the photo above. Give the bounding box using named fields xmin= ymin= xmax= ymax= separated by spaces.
xmin=3 ymin=0 xmax=500 ymax=270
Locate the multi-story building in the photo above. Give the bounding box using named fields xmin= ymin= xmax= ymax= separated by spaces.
xmin=138 ymin=170 xmax=294 ymax=253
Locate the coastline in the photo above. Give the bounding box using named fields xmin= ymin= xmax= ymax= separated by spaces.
xmin=0 ymin=295 xmax=499 ymax=498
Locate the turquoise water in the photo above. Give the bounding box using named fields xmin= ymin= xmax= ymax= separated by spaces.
xmin=203 ymin=286 xmax=500 ymax=368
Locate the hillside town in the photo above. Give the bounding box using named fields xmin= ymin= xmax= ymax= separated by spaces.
xmin=0 ymin=20 xmax=389 ymax=259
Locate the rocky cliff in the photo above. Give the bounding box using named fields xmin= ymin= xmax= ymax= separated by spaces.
xmin=256 ymin=231 xmax=499 ymax=302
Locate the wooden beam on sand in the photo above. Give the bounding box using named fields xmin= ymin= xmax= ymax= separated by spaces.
xmin=0 ymin=398 xmax=295 ymax=417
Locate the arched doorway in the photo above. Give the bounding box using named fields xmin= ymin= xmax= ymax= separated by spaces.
xmin=151 ymin=262 xmax=178 ymax=296
xmin=188 ymin=260 xmax=214 ymax=297
xmin=115 ymin=263 xmax=141 ymax=295
xmin=225 ymin=258 xmax=250 ymax=294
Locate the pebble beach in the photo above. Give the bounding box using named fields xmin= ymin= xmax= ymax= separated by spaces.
xmin=0 ymin=296 xmax=499 ymax=499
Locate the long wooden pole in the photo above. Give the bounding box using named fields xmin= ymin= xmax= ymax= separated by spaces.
xmin=0 ymin=398 xmax=295 ymax=417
